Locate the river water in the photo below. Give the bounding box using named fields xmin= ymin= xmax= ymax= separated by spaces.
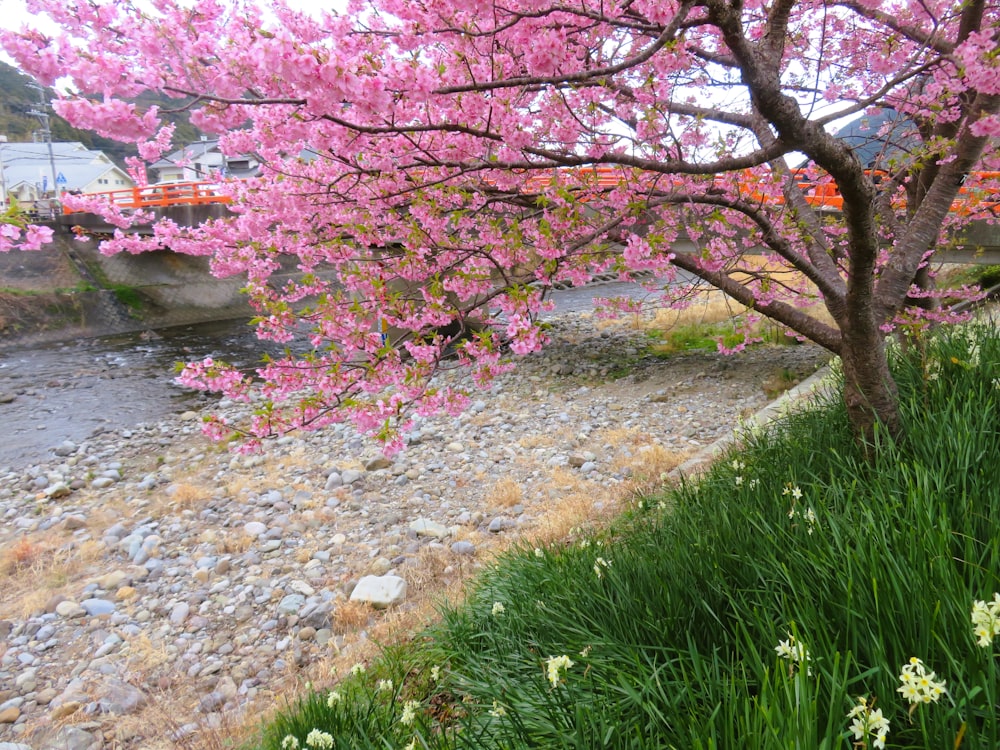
xmin=0 ymin=281 xmax=660 ymax=471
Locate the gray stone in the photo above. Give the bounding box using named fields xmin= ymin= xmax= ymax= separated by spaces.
xmin=197 ymin=691 xmax=226 ymax=713
xmin=450 ymin=541 xmax=476 ymax=556
xmin=39 ymin=725 xmax=100 ymax=750
xmin=342 ymin=469 xmax=364 ymax=485
xmin=80 ymin=599 xmax=116 ymax=616
xmin=488 ymin=517 xmax=516 ymax=533
xmin=300 ymin=603 xmax=333 ymax=630
xmin=97 ymin=678 xmax=147 ymax=715
xmin=315 ymin=628 xmax=333 ymax=646
xmin=169 ymin=603 xmax=190 ymax=626
xmin=53 ymin=441 xmax=77 ymax=457
xmin=277 ymin=594 xmax=306 ymax=614
xmin=63 ymin=516 xmax=87 ymax=531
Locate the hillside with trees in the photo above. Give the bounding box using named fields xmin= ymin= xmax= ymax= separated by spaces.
xmin=0 ymin=61 xmax=200 ymax=168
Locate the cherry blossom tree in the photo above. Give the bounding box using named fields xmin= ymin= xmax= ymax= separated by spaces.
xmin=2 ymin=0 xmax=998 ymax=449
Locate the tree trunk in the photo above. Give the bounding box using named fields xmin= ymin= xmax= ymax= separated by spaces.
xmin=839 ymin=326 xmax=903 ymax=445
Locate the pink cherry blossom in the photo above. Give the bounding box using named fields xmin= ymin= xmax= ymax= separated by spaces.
xmin=2 ymin=0 xmax=997 ymax=448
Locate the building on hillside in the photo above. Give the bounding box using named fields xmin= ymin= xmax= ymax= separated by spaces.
xmin=0 ymin=141 xmax=135 ymax=209
xmin=832 ymin=108 xmax=918 ymax=170
xmin=149 ymin=138 xmax=260 ymax=184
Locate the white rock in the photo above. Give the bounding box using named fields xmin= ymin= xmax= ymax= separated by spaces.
xmin=409 ymin=518 xmax=449 ymax=539
xmin=349 ymin=575 xmax=407 ymax=608
xmin=290 ymin=580 xmax=315 ymax=596
xmin=55 ymin=601 xmax=86 ymax=619
xmin=244 ymin=522 xmax=267 ymax=536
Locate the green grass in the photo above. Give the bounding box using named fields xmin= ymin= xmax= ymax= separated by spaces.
xmin=249 ymin=323 xmax=1000 ymax=750
xmin=0 ymin=282 xmax=98 ymax=295
xmin=645 ymin=320 xmax=746 ymax=353
xmin=644 ymin=317 xmax=804 ymax=355
xmin=109 ymin=283 xmax=146 ymax=311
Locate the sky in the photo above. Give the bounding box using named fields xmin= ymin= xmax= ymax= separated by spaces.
xmin=0 ymin=0 xmax=58 ymax=48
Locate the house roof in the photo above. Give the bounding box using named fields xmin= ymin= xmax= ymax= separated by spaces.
xmin=149 ymin=139 xmax=221 ymax=170
xmin=150 ymin=139 xmax=261 ymax=180
xmin=0 ymin=141 xmax=128 ymax=192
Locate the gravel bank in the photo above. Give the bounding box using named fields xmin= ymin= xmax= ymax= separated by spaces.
xmin=0 ymin=312 xmax=830 ymax=750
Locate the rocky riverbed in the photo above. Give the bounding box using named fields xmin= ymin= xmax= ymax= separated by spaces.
xmin=0 ymin=312 xmax=830 ymax=750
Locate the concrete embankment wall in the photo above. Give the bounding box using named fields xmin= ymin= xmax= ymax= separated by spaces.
xmin=0 ymin=223 xmax=252 ymax=349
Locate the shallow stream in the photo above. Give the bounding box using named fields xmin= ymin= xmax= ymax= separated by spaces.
xmin=0 ymin=281 xmax=657 ymax=470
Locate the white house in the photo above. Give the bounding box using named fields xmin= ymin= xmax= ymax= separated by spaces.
xmin=149 ymin=138 xmax=259 ymax=184
xmin=0 ymin=141 xmax=135 ymax=207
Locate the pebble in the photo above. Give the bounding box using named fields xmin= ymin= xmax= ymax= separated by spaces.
xmin=450 ymin=541 xmax=476 ymax=556
xmin=0 ymin=312 xmax=829 ymax=749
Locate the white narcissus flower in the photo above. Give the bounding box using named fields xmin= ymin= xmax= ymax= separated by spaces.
xmin=400 ymin=700 xmax=420 ymax=726
xmin=545 ymin=655 xmax=574 ymax=687
xmin=305 ymin=729 xmax=334 ymax=750
xmin=897 ymin=657 xmax=947 ymax=705
xmin=971 ymin=593 xmax=1000 ymax=648
xmin=774 ymin=633 xmax=812 ymax=675
xmin=848 ymin=697 xmax=890 ymax=750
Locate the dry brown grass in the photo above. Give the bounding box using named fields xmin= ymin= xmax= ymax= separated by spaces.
xmin=122 ymin=631 xmax=173 ymax=674
xmin=637 ymin=277 xmax=836 ymax=340
xmin=623 ymin=444 xmax=693 ymax=484
xmin=0 ymin=532 xmax=108 ymax=619
xmin=761 ymin=368 xmax=805 ymax=399
xmin=214 ymin=531 xmax=256 ymax=555
xmin=530 ymin=489 xmax=611 ymax=546
xmin=641 ymin=291 xmax=748 ymax=331
xmin=517 ymin=433 xmax=558 ymax=450
xmin=485 ymin=477 xmax=523 ymax=509
xmin=332 ymin=599 xmax=375 ymax=634
xmin=1 ymin=536 xmax=41 ymax=575
xmin=595 ymin=425 xmax=658 ymax=453
xmin=161 ymin=482 xmax=211 ymax=511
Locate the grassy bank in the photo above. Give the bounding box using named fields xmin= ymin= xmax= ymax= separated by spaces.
xmin=251 ymin=324 xmax=1000 ymax=750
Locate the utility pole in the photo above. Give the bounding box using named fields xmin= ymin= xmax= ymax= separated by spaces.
xmin=0 ymin=135 xmax=7 ymax=210
xmin=27 ymin=81 xmax=59 ymax=215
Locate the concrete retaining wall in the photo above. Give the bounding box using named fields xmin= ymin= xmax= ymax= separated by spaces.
xmin=0 ymin=223 xmax=252 ymax=348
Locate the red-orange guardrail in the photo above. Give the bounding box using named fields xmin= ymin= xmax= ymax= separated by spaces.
xmin=62 ymin=181 xmax=231 ymax=213
xmin=64 ymin=170 xmax=996 ymax=216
